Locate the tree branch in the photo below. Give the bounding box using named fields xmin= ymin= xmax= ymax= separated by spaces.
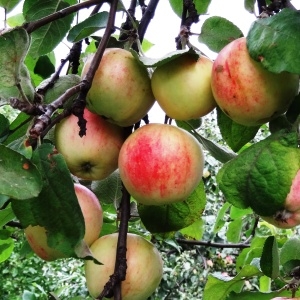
xmin=176 ymin=239 xmax=250 ymax=249
xmin=23 ymin=0 xmax=109 ymax=34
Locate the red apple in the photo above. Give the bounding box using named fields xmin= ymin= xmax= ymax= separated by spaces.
xmin=25 ymin=183 xmax=103 ymax=261
xmin=81 ymin=48 xmax=155 ymax=127
xmin=85 ymin=233 xmax=163 ymax=299
xmin=118 ymin=123 xmax=204 ymax=205
xmin=54 ymin=108 xmax=125 ymax=181
xmin=211 ymin=37 xmax=299 ymax=126
xmin=151 ymin=53 xmax=216 ymax=120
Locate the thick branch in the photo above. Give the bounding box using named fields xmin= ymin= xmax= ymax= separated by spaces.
xmin=24 ymin=0 xmax=109 ymax=34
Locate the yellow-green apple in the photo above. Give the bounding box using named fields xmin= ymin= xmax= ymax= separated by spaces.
xmin=118 ymin=123 xmax=204 ymax=205
xmin=85 ymin=233 xmax=163 ymax=299
xmin=151 ymin=53 xmax=216 ymax=120
xmin=25 ymin=183 xmax=103 ymax=261
xmin=81 ymin=48 xmax=155 ymax=127
xmin=211 ymin=37 xmax=299 ymax=126
xmin=54 ymin=108 xmax=125 ymax=181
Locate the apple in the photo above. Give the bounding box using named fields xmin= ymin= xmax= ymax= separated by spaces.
xmin=81 ymin=48 xmax=155 ymax=127
xmin=25 ymin=183 xmax=103 ymax=261
xmin=85 ymin=233 xmax=163 ymax=299
xmin=211 ymin=37 xmax=299 ymax=126
xmin=151 ymin=53 xmax=216 ymax=120
xmin=118 ymin=123 xmax=204 ymax=205
xmin=54 ymin=108 xmax=125 ymax=181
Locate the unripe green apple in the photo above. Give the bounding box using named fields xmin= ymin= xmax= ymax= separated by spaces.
xmin=211 ymin=37 xmax=299 ymax=126
xmin=81 ymin=48 xmax=155 ymax=127
xmin=118 ymin=123 xmax=204 ymax=205
xmin=85 ymin=233 xmax=163 ymax=300
xmin=25 ymin=183 xmax=103 ymax=261
xmin=54 ymin=108 xmax=125 ymax=181
xmin=151 ymin=53 xmax=216 ymax=120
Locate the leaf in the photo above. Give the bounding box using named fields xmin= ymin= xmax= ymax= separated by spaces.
xmin=169 ymin=0 xmax=211 ymax=17
xmin=280 ymin=237 xmax=300 ymax=274
xmin=91 ymin=170 xmax=122 ymax=206
xmin=0 ymin=144 xmax=43 ymax=200
xmin=0 ymin=114 xmax=10 ymax=142
xmin=260 ymin=236 xmax=280 ymax=279
xmin=247 ymin=8 xmax=300 ymax=74
xmin=227 ymin=289 xmax=300 ymax=300
xmin=226 ymin=218 xmax=243 ymax=243
xmin=0 ymin=0 xmax=22 ymax=12
xmin=230 ymin=206 xmax=253 ymax=220
xmin=203 ymin=265 xmax=261 ymax=300
xmin=11 ymin=143 xmax=85 ymax=257
xmin=22 ymin=290 xmax=37 ymax=300
xmin=199 ymin=16 xmax=243 ymax=53
xmin=67 ymin=12 xmax=109 ymax=43
xmin=213 ymin=202 xmax=231 ymax=233
xmin=244 ymin=0 xmax=256 ymax=13
xmin=179 ymin=219 xmax=204 ymax=240
xmin=138 ymin=180 xmax=206 ymax=233
xmin=0 ymin=204 xmax=15 ymax=227
xmin=23 ymin=0 xmax=75 ymax=58
xmin=217 ymin=130 xmax=300 ymax=215
xmin=176 ymin=119 xmax=202 ymax=131
xmin=217 ymin=108 xmax=260 ymax=152
xmin=33 ymin=54 xmax=56 ymax=79
xmin=0 ymin=229 xmax=14 ymax=263
xmin=0 ymin=28 xmax=34 ymax=102
xmin=7 ymin=13 xmax=25 ymax=27
xmin=137 ymin=48 xmax=199 ymax=68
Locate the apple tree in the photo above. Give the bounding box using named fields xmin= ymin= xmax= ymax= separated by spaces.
xmin=1 ymin=0 xmax=300 ymax=299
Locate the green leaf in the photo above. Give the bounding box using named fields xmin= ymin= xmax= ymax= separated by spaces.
xmin=0 ymin=0 xmax=22 ymax=12
xmin=0 ymin=204 xmax=15 ymax=227
xmin=36 ymin=74 xmax=81 ymax=106
xmin=226 ymin=218 xmax=242 ymax=243
xmin=227 ymin=290 xmax=300 ymax=300
xmin=236 ymin=237 xmax=266 ymax=271
xmin=11 ymin=143 xmax=85 ymax=257
xmin=230 ymin=206 xmax=253 ymax=220
xmin=34 ymin=54 xmax=56 ymax=79
xmin=217 ymin=108 xmax=260 ymax=152
xmin=199 ymin=16 xmax=243 ymax=53
xmin=280 ymin=237 xmax=300 ymax=274
xmin=203 ymin=265 xmax=261 ymax=300
xmin=259 ymin=275 xmax=271 ymax=293
xmin=24 ymin=0 xmax=75 ymax=58
xmin=22 ymin=290 xmax=37 ymax=300
xmin=0 ymin=144 xmax=43 ymax=200
xmin=67 ymin=12 xmax=109 ymax=43
xmin=137 ymin=48 xmax=199 ymax=68
xmin=260 ymin=236 xmax=279 ymax=278
xmin=176 ymin=118 xmax=202 ymax=131
xmin=247 ymin=8 xmax=300 ymax=74
xmin=217 ymin=130 xmax=300 ymax=215
xmin=138 ymin=180 xmax=206 ymax=233
xmin=4 ymin=112 xmax=31 ymax=145
xmin=91 ymin=170 xmax=122 ymax=206
xmin=0 ymin=229 xmax=14 ymax=263
xmin=6 ymin=13 xmax=25 ymax=27
xmin=0 ymin=114 xmax=10 ymax=142
xmin=0 ymin=28 xmax=34 ymax=102
xmin=179 ymin=219 xmax=204 ymax=240
xmin=169 ymin=0 xmax=211 ymax=17
xmin=244 ymin=0 xmax=256 ymax=13
xmin=0 ymin=195 xmax=10 ymax=207
xmin=213 ymin=202 xmax=230 ymax=233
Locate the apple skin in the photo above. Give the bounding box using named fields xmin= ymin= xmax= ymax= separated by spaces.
xmin=261 ymin=170 xmax=300 ymax=229
xmin=85 ymin=233 xmax=163 ymax=300
xmin=151 ymin=54 xmax=216 ymax=120
xmin=81 ymin=48 xmax=155 ymax=127
xmin=211 ymin=37 xmax=299 ymax=126
xmin=118 ymin=123 xmax=204 ymax=205
xmin=24 ymin=183 xmax=103 ymax=261
xmin=54 ymin=108 xmax=125 ymax=181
